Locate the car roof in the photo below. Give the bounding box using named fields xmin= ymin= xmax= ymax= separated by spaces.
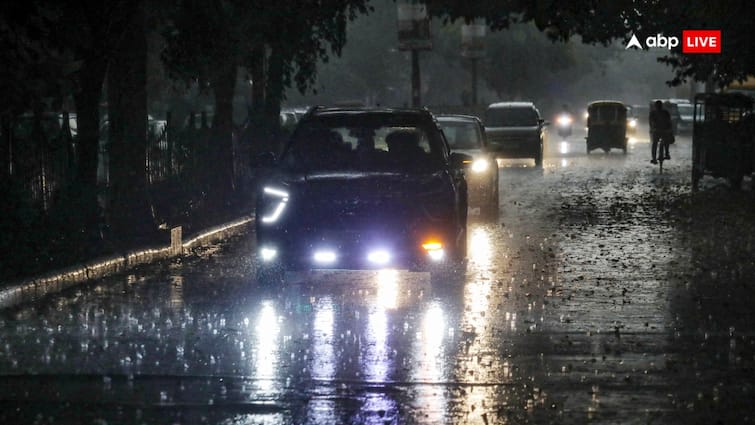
xmin=588 ymin=100 xmax=625 ymax=107
xmin=307 ymin=106 xmax=433 ymax=117
xmin=435 ymin=114 xmax=481 ymax=122
xmin=486 ymin=101 xmax=536 ymax=109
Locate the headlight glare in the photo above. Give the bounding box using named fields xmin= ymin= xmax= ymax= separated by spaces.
xmin=259 ymin=247 xmax=277 ymax=262
xmin=557 ymin=115 xmax=573 ymax=126
xmin=367 ymin=250 xmax=391 ymax=265
xmin=471 ymin=159 xmax=489 ymax=173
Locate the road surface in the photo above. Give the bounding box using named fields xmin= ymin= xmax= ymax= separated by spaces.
xmin=1 ymin=128 xmax=754 ymax=424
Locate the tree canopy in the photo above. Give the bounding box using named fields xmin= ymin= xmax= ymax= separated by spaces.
xmin=426 ymin=0 xmax=754 ymax=87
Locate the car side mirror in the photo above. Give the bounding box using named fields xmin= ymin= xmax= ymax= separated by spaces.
xmin=449 ymin=152 xmax=473 ymax=169
xmin=539 ymin=119 xmax=549 ymax=126
xmin=252 ymin=151 xmax=277 ymax=168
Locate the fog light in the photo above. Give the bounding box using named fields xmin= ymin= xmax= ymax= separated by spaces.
xmin=260 ymin=247 xmax=277 ymax=262
xmin=428 ymin=249 xmax=445 ymax=262
xmin=313 ymin=250 xmax=337 ymax=264
xmin=367 ymin=250 xmax=391 ymax=265
xmin=422 ymin=240 xmax=445 ymax=262
xmin=471 ymin=159 xmax=489 ymax=173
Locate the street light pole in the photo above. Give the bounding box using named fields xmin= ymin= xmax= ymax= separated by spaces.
xmin=471 ymin=57 xmax=478 ymax=105
xmin=461 ymin=21 xmax=485 ymax=107
xmin=397 ymin=1 xmax=430 ymax=108
xmin=411 ymin=50 xmax=421 ymax=107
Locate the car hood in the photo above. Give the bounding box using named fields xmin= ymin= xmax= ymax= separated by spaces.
xmin=452 ymin=148 xmax=484 ymax=157
xmin=296 ymin=170 xmax=449 ymax=198
xmin=264 ymin=170 xmax=455 ymax=229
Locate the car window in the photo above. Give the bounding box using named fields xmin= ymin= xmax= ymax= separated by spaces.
xmin=438 ymin=120 xmax=482 ymax=149
xmin=282 ymin=114 xmax=445 ymax=173
xmin=485 ymin=107 xmax=538 ymax=126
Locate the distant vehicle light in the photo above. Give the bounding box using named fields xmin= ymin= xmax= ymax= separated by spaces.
xmin=557 ymin=115 xmax=573 ymax=126
xmin=313 ymin=250 xmax=337 ymax=264
xmin=261 ymin=186 xmax=289 ymax=223
xmin=259 ymin=247 xmax=278 ymax=262
xmin=471 ymin=158 xmax=489 ymax=173
xmin=628 ymin=118 xmax=638 ymax=128
xmin=367 ymin=250 xmax=391 ymax=265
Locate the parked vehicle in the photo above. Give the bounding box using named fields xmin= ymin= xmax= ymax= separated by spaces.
xmin=484 ymin=101 xmax=548 ymax=167
xmin=254 ymin=107 xmax=470 ymax=283
xmin=436 ymin=114 xmax=499 ymax=217
xmin=650 ymin=99 xmax=692 ymax=135
xmin=692 ymin=92 xmax=754 ymax=190
xmin=585 ymin=100 xmax=628 ymax=154
xmin=673 ymin=101 xmax=694 ymax=134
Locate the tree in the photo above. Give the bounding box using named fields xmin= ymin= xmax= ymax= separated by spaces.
xmin=106 ymin=0 xmax=155 ymax=245
xmin=426 ymin=0 xmax=755 ymax=88
xmin=162 ymin=0 xmax=370 ymax=191
xmin=1 ymin=1 xmax=137 ymax=247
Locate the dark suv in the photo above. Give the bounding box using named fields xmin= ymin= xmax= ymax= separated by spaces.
xmin=254 ymin=107 xmax=470 ymax=282
xmin=484 ymin=102 xmax=548 ymax=166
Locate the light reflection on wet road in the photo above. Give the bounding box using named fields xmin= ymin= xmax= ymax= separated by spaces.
xmin=1 ymin=129 xmax=754 ymax=424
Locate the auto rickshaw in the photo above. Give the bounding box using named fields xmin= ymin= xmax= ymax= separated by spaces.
xmin=585 ymin=100 xmax=628 ymax=154
xmin=692 ymin=92 xmax=754 ymax=190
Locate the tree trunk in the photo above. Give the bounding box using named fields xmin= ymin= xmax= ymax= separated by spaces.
xmin=107 ymin=0 xmax=153 ymax=246
xmin=73 ymin=58 xmax=107 ymax=243
xmin=248 ymin=46 xmax=267 ymax=155
xmin=250 ymin=46 xmax=266 ymax=118
xmin=264 ymin=46 xmax=285 ymax=154
xmin=209 ymin=61 xmax=237 ymax=208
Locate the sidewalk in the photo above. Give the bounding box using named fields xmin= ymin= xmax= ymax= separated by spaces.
xmin=0 ymin=216 xmax=254 ymax=309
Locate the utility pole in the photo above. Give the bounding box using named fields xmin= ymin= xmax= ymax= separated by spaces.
xmin=461 ymin=22 xmax=486 ymax=107
xmin=411 ymin=50 xmax=421 ymax=107
xmin=397 ymin=1 xmax=431 ymax=108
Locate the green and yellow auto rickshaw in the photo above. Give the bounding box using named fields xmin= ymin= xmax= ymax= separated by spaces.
xmin=585 ymin=100 xmax=628 ymax=154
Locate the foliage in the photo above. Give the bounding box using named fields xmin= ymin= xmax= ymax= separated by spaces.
xmin=426 ymin=0 xmax=755 ymax=87
xmin=285 ymin=0 xmax=675 ymax=112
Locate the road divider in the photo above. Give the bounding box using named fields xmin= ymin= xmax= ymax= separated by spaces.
xmin=0 ymin=216 xmax=254 ymax=309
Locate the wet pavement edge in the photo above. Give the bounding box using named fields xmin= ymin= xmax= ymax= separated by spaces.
xmin=0 ymin=216 xmax=254 ymax=309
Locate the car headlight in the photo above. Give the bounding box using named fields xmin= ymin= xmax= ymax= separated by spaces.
xmin=557 ymin=115 xmax=573 ymax=127
xmin=260 ymin=186 xmax=289 ymax=224
xmin=471 ymin=158 xmax=489 ymax=173
xmin=628 ymin=118 xmax=637 ymax=128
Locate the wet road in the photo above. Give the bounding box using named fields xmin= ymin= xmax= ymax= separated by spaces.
xmin=2 ymin=128 xmax=755 ymax=424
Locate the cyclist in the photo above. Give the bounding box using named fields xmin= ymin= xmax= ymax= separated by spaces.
xmin=648 ymin=100 xmax=672 ymax=164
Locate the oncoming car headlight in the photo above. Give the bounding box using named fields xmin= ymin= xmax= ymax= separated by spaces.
xmin=260 ymin=186 xmax=289 ymax=224
xmin=628 ymin=118 xmax=638 ymax=128
xmin=471 ymin=158 xmax=489 ymax=173
xmin=557 ymin=115 xmax=573 ymax=127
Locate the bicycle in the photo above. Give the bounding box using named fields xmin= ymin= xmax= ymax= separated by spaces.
xmin=652 ymin=131 xmax=672 ymax=173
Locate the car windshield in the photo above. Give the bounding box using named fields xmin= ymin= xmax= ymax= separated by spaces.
xmin=485 ymin=107 xmax=538 ymax=126
xmin=281 ymin=113 xmax=446 ymax=173
xmin=438 ymin=119 xmax=482 ymax=149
